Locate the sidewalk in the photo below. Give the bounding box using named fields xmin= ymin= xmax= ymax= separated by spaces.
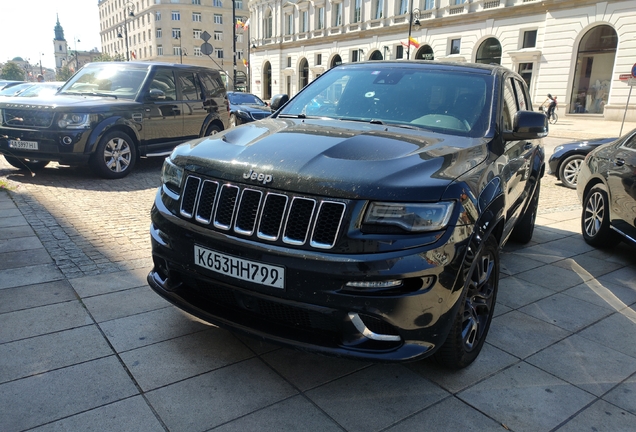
xmin=546 ymin=114 xmax=636 ymax=140
xmin=1 ymin=116 xmax=636 ymax=431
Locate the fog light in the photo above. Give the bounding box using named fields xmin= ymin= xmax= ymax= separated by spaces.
xmin=61 ymin=136 xmax=73 ymax=145
xmin=348 ymin=313 xmax=401 ymax=342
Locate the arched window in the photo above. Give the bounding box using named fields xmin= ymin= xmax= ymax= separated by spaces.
xmin=570 ymin=25 xmax=617 ymax=114
xmin=330 ymin=54 xmax=342 ymax=68
xmin=415 ymin=45 xmax=434 ymax=60
xmin=299 ymin=58 xmax=309 ymax=88
xmin=370 ymin=50 xmax=383 ymax=60
xmin=475 ymin=38 xmax=501 ymax=65
xmin=263 ymin=61 xmax=272 ymax=100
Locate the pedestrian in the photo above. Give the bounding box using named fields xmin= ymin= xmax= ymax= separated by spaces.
xmin=37 ymin=74 xmax=44 ymax=82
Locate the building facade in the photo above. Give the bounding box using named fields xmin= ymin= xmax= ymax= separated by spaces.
xmin=54 ymin=16 xmax=103 ymax=74
xmin=98 ymin=0 xmax=251 ymax=89
xmin=247 ymin=0 xmax=636 ymax=121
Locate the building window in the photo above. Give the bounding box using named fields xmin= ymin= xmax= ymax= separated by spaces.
xmin=518 ymin=63 xmax=533 ymax=89
xmin=398 ymin=0 xmax=408 ymax=15
xmin=156 ymin=28 xmax=162 ymax=38
xmin=334 ymin=3 xmax=342 ymax=26
xmin=396 ymin=45 xmax=404 ymax=59
xmin=300 ymin=11 xmax=308 ymax=32
xmin=156 ymin=11 xmax=161 ymax=21
xmin=193 ymin=47 xmax=202 ymax=56
xmin=213 ymin=0 xmax=222 ymax=6
xmin=173 ymin=46 xmax=182 ymax=56
xmin=192 ymin=0 xmax=201 ymax=4
xmin=157 ymin=45 xmax=163 ymax=55
xmin=287 ymin=56 xmax=292 ymax=67
xmin=214 ymin=31 xmax=223 ymax=41
xmin=193 ymin=29 xmax=202 ymax=39
xmin=235 ymin=0 xmax=243 ymax=8
xmin=354 ymin=0 xmax=362 ymax=23
xmin=148 ymin=29 xmax=152 ymax=40
xmin=450 ymin=38 xmax=461 ymax=54
xmin=285 ymin=13 xmax=293 ymax=35
xmin=374 ymin=0 xmax=383 ymax=19
xmin=352 ymin=49 xmax=359 ymax=62
xmin=172 ymin=11 xmax=180 ymax=20
xmin=192 ymin=12 xmax=201 ymax=22
xmin=237 ymin=50 xmax=243 ymax=60
xmin=522 ymin=30 xmax=537 ymax=48
xmin=317 ymin=7 xmax=324 ymax=29
xmin=214 ymin=14 xmax=223 ymax=24
xmin=171 ymin=0 xmax=179 ymax=3
xmin=236 ymin=33 xmax=243 ymax=43
xmin=424 ymin=0 xmax=435 ymax=9
xmin=216 ymin=49 xmax=224 ymax=59
xmin=316 ymin=53 xmax=322 ymax=65
xmin=172 ymin=28 xmax=181 ymax=38
xmin=264 ymin=10 xmax=273 ymax=38
xmin=453 ymin=0 xmax=466 ymax=4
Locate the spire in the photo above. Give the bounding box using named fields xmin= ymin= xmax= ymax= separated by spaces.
xmin=54 ymin=14 xmax=66 ymax=41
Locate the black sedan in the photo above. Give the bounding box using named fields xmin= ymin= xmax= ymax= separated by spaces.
xmin=227 ymin=91 xmax=271 ymax=127
xmin=577 ymin=129 xmax=636 ymax=247
xmin=548 ymin=137 xmax=616 ymax=189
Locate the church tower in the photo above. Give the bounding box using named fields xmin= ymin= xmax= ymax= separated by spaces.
xmin=53 ymin=15 xmax=68 ymax=71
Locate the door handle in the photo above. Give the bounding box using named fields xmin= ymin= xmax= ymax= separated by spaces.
xmin=614 ymin=158 xmax=625 ymax=167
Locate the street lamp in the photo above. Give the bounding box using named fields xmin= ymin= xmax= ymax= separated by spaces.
xmin=117 ymin=1 xmax=135 ymax=61
xmin=231 ymin=0 xmax=237 ymax=90
xmin=249 ymin=37 xmax=257 ymax=94
xmin=406 ymin=2 xmax=421 ymax=60
xmin=175 ymin=31 xmax=183 ymax=63
xmin=74 ymin=37 xmax=81 ymax=71
xmin=39 ymin=52 xmax=44 ymax=75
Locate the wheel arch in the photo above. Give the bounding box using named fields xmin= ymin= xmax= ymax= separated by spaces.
xmin=85 ymin=118 xmax=141 ymax=156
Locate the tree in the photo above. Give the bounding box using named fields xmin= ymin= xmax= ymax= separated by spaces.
xmin=56 ymin=65 xmax=74 ymax=81
xmin=1 ymin=62 xmax=25 ymax=81
xmin=91 ymin=53 xmax=115 ymax=62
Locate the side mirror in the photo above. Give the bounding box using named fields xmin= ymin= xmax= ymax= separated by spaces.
xmin=270 ymin=94 xmax=289 ymax=111
xmin=503 ymin=110 xmax=548 ymax=141
xmin=148 ymin=88 xmax=166 ymax=100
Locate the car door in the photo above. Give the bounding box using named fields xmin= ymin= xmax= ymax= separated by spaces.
xmin=177 ymin=70 xmax=208 ymax=140
xmin=607 ymin=130 xmax=636 ymax=238
xmin=142 ymin=67 xmax=184 ymax=153
xmin=501 ymin=76 xmax=533 ymax=224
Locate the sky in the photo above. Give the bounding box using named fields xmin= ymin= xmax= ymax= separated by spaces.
xmin=1 ymin=1 xmax=102 ymax=70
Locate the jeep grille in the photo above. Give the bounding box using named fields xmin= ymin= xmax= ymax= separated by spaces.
xmin=2 ymin=108 xmax=55 ymax=128
xmin=179 ymin=174 xmax=346 ymax=249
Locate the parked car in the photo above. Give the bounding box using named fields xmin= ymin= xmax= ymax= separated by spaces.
xmin=14 ymin=82 xmax=66 ymax=98
xmin=148 ymin=61 xmax=547 ymax=369
xmin=0 ymin=62 xmax=229 ymax=178
xmin=548 ymin=137 xmax=617 ymax=188
xmin=0 ymin=80 xmax=25 ymax=90
xmin=227 ymin=91 xmax=271 ymax=127
xmin=577 ymin=129 xmax=636 ymax=247
xmin=0 ymin=82 xmax=35 ymax=98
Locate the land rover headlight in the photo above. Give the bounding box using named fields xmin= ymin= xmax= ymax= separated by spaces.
xmin=161 ymin=157 xmax=184 ymax=196
xmin=364 ymin=201 xmax=455 ymax=232
xmin=58 ymin=113 xmax=92 ymax=129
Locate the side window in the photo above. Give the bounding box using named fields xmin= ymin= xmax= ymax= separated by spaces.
xmin=177 ymin=72 xmax=201 ymax=100
xmin=512 ymin=79 xmax=529 ymax=111
xmin=502 ymin=78 xmax=518 ymax=131
xmin=149 ymin=69 xmax=176 ymax=101
xmin=622 ymin=133 xmax=636 ymax=150
xmin=199 ymin=72 xmax=225 ymax=98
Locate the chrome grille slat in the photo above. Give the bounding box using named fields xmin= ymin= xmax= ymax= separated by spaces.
xmin=177 ymin=174 xmax=346 ymax=250
xmin=3 ymin=109 xmax=55 ymax=128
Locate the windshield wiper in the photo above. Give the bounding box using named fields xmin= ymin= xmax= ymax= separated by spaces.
xmin=278 ymin=113 xmax=306 ymax=119
xmin=60 ymin=91 xmax=118 ymax=99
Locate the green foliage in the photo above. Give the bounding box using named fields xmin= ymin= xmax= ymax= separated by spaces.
xmin=91 ymin=53 xmax=115 ymax=62
xmin=56 ymin=65 xmax=74 ymax=81
xmin=1 ymin=62 xmax=25 ymax=81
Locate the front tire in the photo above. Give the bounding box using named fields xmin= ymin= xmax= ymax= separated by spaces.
xmin=559 ymin=155 xmax=583 ymax=189
xmin=434 ymin=236 xmax=499 ymax=369
xmin=581 ymin=184 xmax=621 ymax=247
xmin=4 ymin=155 xmax=50 ymax=172
xmin=229 ymin=114 xmax=238 ymax=128
xmin=206 ymin=124 xmax=222 ymax=136
xmin=89 ymin=131 xmax=137 ymax=179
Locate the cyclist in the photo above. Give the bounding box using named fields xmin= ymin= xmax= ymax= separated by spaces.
xmin=541 ymin=94 xmax=558 ymax=122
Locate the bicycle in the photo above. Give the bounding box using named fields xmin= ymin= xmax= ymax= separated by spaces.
xmin=540 ymin=106 xmax=558 ymax=124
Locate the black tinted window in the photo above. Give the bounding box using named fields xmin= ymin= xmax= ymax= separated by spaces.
xmin=200 ymin=72 xmax=225 ymax=98
xmin=149 ymin=69 xmax=176 ymax=101
xmin=178 ymin=72 xmax=201 ymax=100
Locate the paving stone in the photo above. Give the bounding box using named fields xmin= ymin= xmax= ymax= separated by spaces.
xmin=0 ymin=263 xmax=64 ymax=290
xmin=457 ymin=362 xmax=595 ymax=432
xmin=0 ymin=356 xmax=138 ymax=432
xmin=515 ymin=263 xmax=594 ymax=292
xmin=578 ymin=312 xmax=636 ymax=359
xmin=520 ymin=292 xmax=612 ymax=332
xmin=0 ymin=224 xmax=34 ymax=240
xmin=557 ymin=399 xmax=636 ymax=431
xmin=497 ymin=276 xmax=554 ymax=309
xmin=69 ymin=268 xmax=150 ymax=298
xmin=0 ymin=279 xmax=77 ymax=314
xmin=306 ymin=364 xmax=449 ymax=432
xmin=0 ymin=247 xmax=52 ymax=270
xmin=146 ymin=358 xmax=297 ymax=432
xmin=603 ymin=373 xmax=636 ymax=416
xmin=0 ymin=215 xmax=28 ymax=228
xmin=563 ymin=280 xmax=636 ymax=311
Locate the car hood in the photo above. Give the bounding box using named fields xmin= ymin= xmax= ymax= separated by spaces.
xmin=0 ymin=94 xmax=139 ymax=111
xmin=172 ymin=118 xmax=489 ymax=201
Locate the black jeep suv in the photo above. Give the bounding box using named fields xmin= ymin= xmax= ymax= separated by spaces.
xmin=0 ymin=62 xmax=229 ymax=178
xmin=148 ymin=61 xmax=546 ymax=368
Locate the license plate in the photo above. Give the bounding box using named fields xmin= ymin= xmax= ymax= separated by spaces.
xmin=8 ymin=140 xmax=38 ymax=150
xmin=194 ymin=245 xmax=285 ymax=289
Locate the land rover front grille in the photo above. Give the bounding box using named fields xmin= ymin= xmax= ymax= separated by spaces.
xmin=2 ymin=109 xmax=55 ymax=128
xmin=179 ymin=174 xmax=346 ymax=249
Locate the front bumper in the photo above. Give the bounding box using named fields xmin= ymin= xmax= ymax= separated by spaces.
xmin=147 ymin=189 xmax=470 ymax=362
xmin=0 ymin=127 xmax=91 ymax=165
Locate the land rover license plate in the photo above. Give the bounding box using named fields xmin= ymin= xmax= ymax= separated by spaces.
xmin=8 ymin=140 xmax=38 ymax=150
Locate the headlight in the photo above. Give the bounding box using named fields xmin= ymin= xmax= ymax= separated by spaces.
xmin=554 ymin=146 xmax=564 ymax=152
xmin=161 ymin=158 xmax=184 ymax=195
xmin=364 ymin=201 xmax=455 ymax=232
xmin=236 ymin=110 xmax=252 ymax=119
xmin=57 ymin=113 xmax=92 ymax=129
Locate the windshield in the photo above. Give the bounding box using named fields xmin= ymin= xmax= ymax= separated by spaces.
xmin=17 ymin=83 xmax=63 ymax=98
xmin=229 ymin=92 xmax=266 ymax=106
xmin=59 ymin=64 xmax=150 ymax=100
xmin=280 ymin=65 xmax=494 ymax=137
xmin=0 ymin=83 xmax=34 ymax=97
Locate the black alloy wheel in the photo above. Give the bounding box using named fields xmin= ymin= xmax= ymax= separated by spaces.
xmin=581 ymin=184 xmax=622 ymax=247
xmin=3 ymin=155 xmax=50 ymax=172
xmin=559 ymin=155 xmax=584 ymax=189
xmin=206 ymin=124 xmax=222 ymax=136
xmin=90 ymin=130 xmax=137 ymax=179
xmin=434 ymin=236 xmax=499 ymax=369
